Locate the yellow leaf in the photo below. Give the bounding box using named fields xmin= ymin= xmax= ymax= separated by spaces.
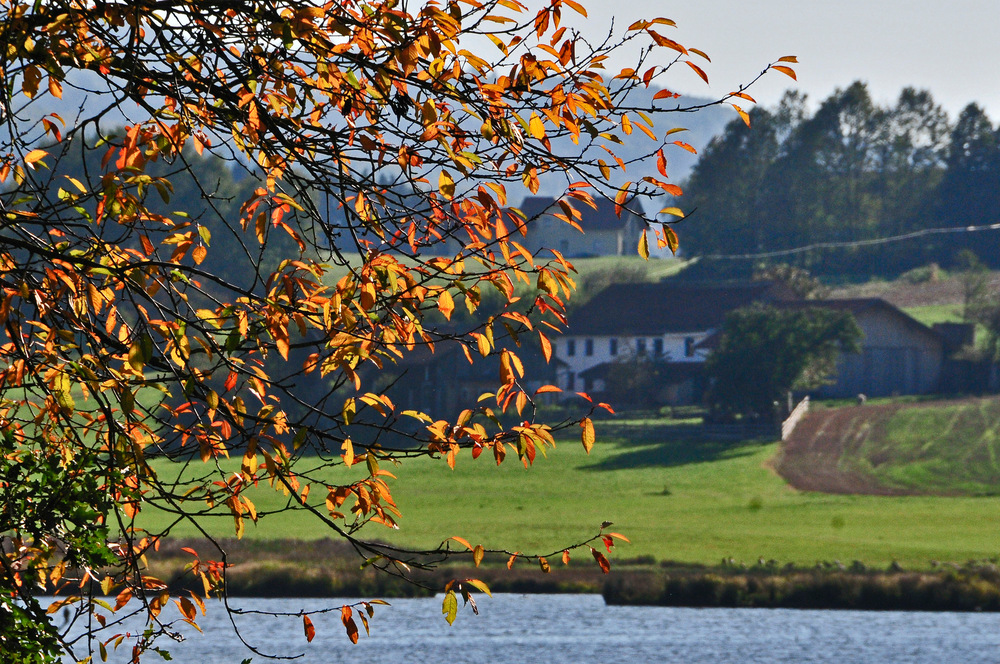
xmin=659 ymin=207 xmax=685 ymax=218
xmin=638 ymin=231 xmax=649 ymax=260
xmin=528 ymin=112 xmax=545 ymax=139
xmin=24 ymin=149 xmax=47 ymax=164
xmin=442 ymin=590 xmax=458 ymax=625
xmin=439 ymin=170 xmax=456 ymax=200
xmin=581 ymin=417 xmax=595 ymax=453
xmin=465 ymin=578 xmax=492 ymax=596
xmin=473 ymin=544 xmax=485 ymax=567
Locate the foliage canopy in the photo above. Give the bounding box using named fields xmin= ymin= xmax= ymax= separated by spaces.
xmin=0 ymin=0 xmax=793 ymax=659
xmin=705 ymin=305 xmax=862 ymax=418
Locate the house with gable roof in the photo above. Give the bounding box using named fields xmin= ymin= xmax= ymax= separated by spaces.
xmin=555 ymin=280 xmax=954 ymax=406
xmin=517 ymin=196 xmax=648 ymax=258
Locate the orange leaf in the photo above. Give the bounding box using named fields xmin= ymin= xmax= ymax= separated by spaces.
xmin=778 ymin=55 xmax=798 ymax=63
xmin=303 ymin=615 xmax=316 ymax=642
xmin=438 ymin=290 xmax=455 ymax=320
xmin=561 ymin=550 xmax=570 ymax=565
xmin=608 ymin=532 xmax=631 ymax=543
xmin=656 ymin=149 xmax=668 ymax=177
xmin=732 ymin=104 xmax=751 ymax=128
xmin=772 ymin=65 xmax=797 ymax=80
xmin=341 ymin=606 xmax=359 ymax=644
xmin=177 ymin=597 xmax=197 ymax=622
xmin=24 ymin=149 xmax=47 ymax=164
xmin=685 ymin=60 xmax=709 ymax=84
xmin=192 ymin=245 xmax=207 ymax=265
xmin=538 ymin=330 xmax=552 ymax=362
xmin=507 ymin=552 xmax=519 ymax=569
xmin=450 ymin=536 xmax=474 ymax=550
xmin=672 ymin=141 xmax=697 ymax=154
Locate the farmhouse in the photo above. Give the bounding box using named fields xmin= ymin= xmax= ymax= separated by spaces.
xmin=556 ymin=281 xmax=950 ymax=404
xmin=517 ymin=196 xmax=647 ymax=258
xmin=554 ymin=281 xmax=795 ymax=403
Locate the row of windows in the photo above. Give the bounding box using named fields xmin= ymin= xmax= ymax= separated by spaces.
xmin=565 ymin=337 xmax=696 ymax=357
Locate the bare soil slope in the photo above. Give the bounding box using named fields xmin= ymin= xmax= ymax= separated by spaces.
xmin=777 ymin=396 xmax=1000 ymax=496
xmin=777 ymin=403 xmax=915 ymax=495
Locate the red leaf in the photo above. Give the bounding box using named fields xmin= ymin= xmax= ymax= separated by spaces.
xmin=653 ymin=89 xmax=680 ymax=100
xmin=591 ymin=548 xmax=611 ymax=574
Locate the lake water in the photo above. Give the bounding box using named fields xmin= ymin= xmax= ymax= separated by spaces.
xmin=55 ymin=594 xmax=1000 ymax=663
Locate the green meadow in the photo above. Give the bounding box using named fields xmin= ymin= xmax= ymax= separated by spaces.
xmin=142 ymin=423 xmax=1000 ymax=570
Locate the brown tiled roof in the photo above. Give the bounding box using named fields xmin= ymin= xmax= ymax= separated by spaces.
xmin=566 ymin=281 xmax=789 ymax=336
xmin=518 ymin=196 xmax=644 ymax=232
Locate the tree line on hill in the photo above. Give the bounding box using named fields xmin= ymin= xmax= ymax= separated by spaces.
xmin=679 ymin=82 xmax=1000 ymax=279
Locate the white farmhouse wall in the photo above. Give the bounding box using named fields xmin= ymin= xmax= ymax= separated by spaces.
xmin=554 ymin=331 xmax=712 ymax=395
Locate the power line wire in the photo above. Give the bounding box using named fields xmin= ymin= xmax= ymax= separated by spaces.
xmin=697 ymin=221 xmax=1000 ymax=261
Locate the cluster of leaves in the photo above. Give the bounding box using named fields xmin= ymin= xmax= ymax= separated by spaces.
xmin=0 ymin=0 xmax=793 ymax=659
xmin=681 ymin=83 xmax=1000 ymax=278
xmin=705 ymin=305 xmax=862 ymax=418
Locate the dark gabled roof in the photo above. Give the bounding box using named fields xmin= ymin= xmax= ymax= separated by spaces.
xmin=566 ymin=281 xmax=791 ymax=336
xmin=772 ymin=298 xmax=944 ymax=342
xmin=518 ymin=196 xmax=644 ymax=232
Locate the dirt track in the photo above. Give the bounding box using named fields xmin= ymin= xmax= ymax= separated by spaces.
xmin=776 ymin=403 xmax=918 ymax=495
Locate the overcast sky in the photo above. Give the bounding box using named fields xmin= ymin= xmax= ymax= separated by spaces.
xmin=541 ymin=0 xmax=1000 ymax=120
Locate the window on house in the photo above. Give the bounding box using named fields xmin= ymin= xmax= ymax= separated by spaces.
xmin=684 ymin=337 xmax=695 ymax=357
xmin=636 ymin=338 xmax=646 ymax=354
xmin=567 ymin=372 xmax=575 ymax=391
xmin=584 ymin=339 xmax=594 ymax=356
xmin=609 ymin=338 xmax=618 ymax=356
xmin=566 ymin=339 xmax=576 ymax=356
xmin=653 ymin=338 xmax=664 ymax=356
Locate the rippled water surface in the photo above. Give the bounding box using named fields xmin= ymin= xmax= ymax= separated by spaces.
xmin=57 ymin=594 xmax=1000 ymax=663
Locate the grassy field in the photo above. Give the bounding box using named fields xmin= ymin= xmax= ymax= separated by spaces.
xmin=142 ymin=423 xmax=1000 ymax=570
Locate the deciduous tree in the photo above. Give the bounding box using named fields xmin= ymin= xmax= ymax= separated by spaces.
xmin=705 ymin=305 xmax=862 ymax=418
xmin=0 ymin=0 xmax=792 ymax=659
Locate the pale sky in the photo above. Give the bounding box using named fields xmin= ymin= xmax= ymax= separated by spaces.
xmin=539 ymin=0 xmax=1000 ymax=120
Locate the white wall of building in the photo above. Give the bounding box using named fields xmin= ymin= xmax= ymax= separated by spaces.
xmin=554 ymin=332 xmax=712 ymax=394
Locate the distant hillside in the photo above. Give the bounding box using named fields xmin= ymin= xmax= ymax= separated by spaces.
xmin=529 ymin=90 xmax=735 ymax=200
xmin=778 ymin=396 xmax=1000 ymax=496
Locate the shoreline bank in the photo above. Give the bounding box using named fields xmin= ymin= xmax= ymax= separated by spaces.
xmin=142 ymin=539 xmax=1000 ymax=611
